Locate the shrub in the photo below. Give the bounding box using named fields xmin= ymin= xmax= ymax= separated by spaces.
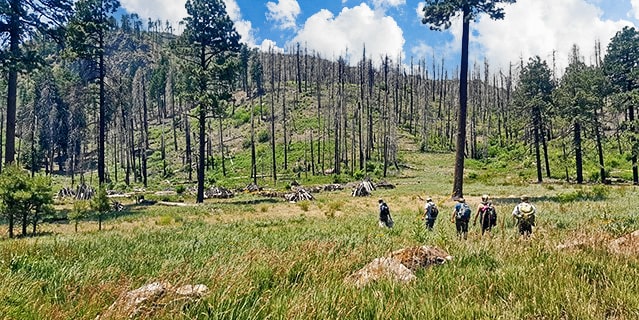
xmin=69 ymin=200 xmax=90 ymax=233
xmin=91 ymin=186 xmax=111 ymax=231
xmin=0 ymin=165 xmax=53 ymax=238
xmin=297 ymin=201 xmax=310 ymax=212
xmin=257 ymin=130 xmax=270 ymax=143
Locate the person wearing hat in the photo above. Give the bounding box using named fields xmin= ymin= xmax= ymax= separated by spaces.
xmin=451 ymin=197 xmax=471 ymax=239
xmin=423 ymin=197 xmax=439 ymax=230
xmin=512 ymin=195 xmax=536 ymax=236
xmin=378 ymin=198 xmax=393 ymax=228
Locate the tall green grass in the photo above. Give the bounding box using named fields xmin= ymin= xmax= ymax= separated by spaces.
xmin=2 ymin=153 xmax=639 ymax=319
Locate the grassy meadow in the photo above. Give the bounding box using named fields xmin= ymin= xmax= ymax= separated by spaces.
xmin=1 ymin=150 xmax=639 ymax=319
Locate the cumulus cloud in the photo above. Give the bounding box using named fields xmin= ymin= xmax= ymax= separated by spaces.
xmin=290 ymin=3 xmax=405 ymax=65
xmin=119 ymin=0 xmax=257 ymax=46
xmin=416 ymin=0 xmax=634 ymax=74
xmin=119 ymin=0 xmax=187 ymax=27
xmin=471 ymin=0 xmax=633 ymax=73
xmin=372 ymin=0 xmax=406 ymax=9
xmin=266 ymin=0 xmax=301 ymax=30
xmin=259 ymin=39 xmax=285 ymax=53
xmin=632 ymin=0 xmax=639 ymax=19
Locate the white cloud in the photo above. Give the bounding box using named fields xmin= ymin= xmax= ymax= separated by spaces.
xmin=372 ymin=0 xmax=406 ymax=9
xmin=632 ymin=0 xmax=639 ymax=19
xmin=259 ymin=39 xmax=285 ymax=53
xmin=289 ymin=3 xmax=405 ymax=65
xmin=474 ymin=0 xmax=633 ymax=73
xmin=119 ymin=0 xmax=257 ymax=46
xmin=266 ymin=0 xmax=301 ymax=30
xmin=416 ymin=2 xmax=425 ymax=18
xmin=119 ymin=0 xmax=187 ymax=28
xmin=418 ymin=0 xmax=635 ymax=74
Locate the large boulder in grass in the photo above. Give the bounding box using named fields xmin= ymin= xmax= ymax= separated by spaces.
xmin=97 ymin=282 xmax=209 ymax=319
xmin=98 ymin=282 xmax=168 ymax=319
xmin=345 ymin=246 xmax=452 ymax=288
xmin=390 ymin=246 xmax=453 ymax=271
xmin=344 ymin=257 xmax=415 ymax=288
xmin=608 ymin=230 xmax=639 ymax=255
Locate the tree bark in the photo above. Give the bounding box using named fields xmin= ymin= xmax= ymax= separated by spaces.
xmin=574 ymin=121 xmax=583 ymax=183
xmin=452 ymin=6 xmax=470 ymax=198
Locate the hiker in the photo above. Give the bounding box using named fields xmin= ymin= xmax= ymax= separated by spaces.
xmin=378 ymin=198 xmax=394 ymax=228
xmin=423 ymin=197 xmax=439 ymax=230
xmin=474 ymin=194 xmax=497 ymax=235
xmin=451 ymin=198 xmax=471 ymax=239
xmin=512 ymin=195 xmax=536 ymax=237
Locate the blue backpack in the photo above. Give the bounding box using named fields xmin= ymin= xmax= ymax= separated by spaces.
xmin=456 ymin=203 xmax=471 ymax=220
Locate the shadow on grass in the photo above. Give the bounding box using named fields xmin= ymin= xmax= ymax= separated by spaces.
xmin=490 ymin=192 xmax=608 ymax=206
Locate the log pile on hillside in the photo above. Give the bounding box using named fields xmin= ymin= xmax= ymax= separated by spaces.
xmin=57 ymin=187 xmax=75 ymax=199
xmin=352 ymin=178 xmax=375 ymax=197
xmin=111 ymin=201 xmax=124 ymax=212
xmin=375 ymin=180 xmax=396 ymax=189
xmin=56 ymin=184 xmax=96 ymax=200
xmin=345 ymin=246 xmax=452 ymax=288
xmin=284 ymin=187 xmax=314 ymax=202
xmin=243 ymin=183 xmax=262 ymax=193
xmin=75 ymin=184 xmax=95 ymax=200
xmin=258 ymin=189 xmax=285 ymax=198
xmin=323 ymin=184 xmax=344 ymax=192
xmin=205 ymin=187 xmax=234 ymax=199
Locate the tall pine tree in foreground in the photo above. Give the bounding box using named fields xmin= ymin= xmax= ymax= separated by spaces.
xmin=603 ymin=26 xmax=639 ymax=185
xmin=0 ymin=0 xmax=73 ymax=166
xmin=66 ymin=0 xmax=121 ymax=185
xmin=421 ymin=0 xmax=515 ymax=198
xmin=181 ymin=0 xmax=241 ymax=203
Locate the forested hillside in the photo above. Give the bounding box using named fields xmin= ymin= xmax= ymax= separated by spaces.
xmin=2 ymin=2 xmax=639 ymax=197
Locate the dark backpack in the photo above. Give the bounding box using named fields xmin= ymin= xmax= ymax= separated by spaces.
xmin=426 ymin=203 xmax=439 ymax=218
xmin=456 ymin=203 xmax=471 ymax=220
xmin=380 ymin=203 xmax=390 ymax=219
xmin=430 ymin=204 xmax=439 ymax=218
xmin=480 ymin=204 xmax=497 ymax=226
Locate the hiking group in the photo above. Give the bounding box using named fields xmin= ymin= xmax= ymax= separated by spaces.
xmin=378 ymin=195 xmax=537 ymax=238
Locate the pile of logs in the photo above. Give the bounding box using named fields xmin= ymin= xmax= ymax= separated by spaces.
xmin=258 ymin=190 xmax=285 ymax=198
xmin=375 ymin=180 xmax=396 ymax=189
xmin=205 ymin=187 xmax=234 ymax=199
xmin=243 ymin=183 xmax=262 ymax=193
xmin=57 ymin=187 xmax=76 ymax=198
xmin=284 ymin=187 xmax=314 ymax=202
xmin=111 ymin=201 xmax=124 ymax=212
xmin=57 ymin=184 xmax=96 ymax=200
xmin=323 ymin=184 xmax=344 ymax=192
xmin=352 ymin=178 xmax=375 ymax=197
xmin=75 ymin=184 xmax=95 ymax=200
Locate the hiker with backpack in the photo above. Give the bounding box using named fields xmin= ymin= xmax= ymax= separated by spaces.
xmin=512 ymin=195 xmax=536 ymax=236
xmin=451 ymin=198 xmax=471 ymax=239
xmin=474 ymin=194 xmax=497 ymax=235
xmin=423 ymin=197 xmax=439 ymax=230
xmin=378 ymin=198 xmax=394 ymax=228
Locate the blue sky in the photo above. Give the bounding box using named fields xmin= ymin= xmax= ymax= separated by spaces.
xmin=119 ymin=0 xmax=639 ymax=73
